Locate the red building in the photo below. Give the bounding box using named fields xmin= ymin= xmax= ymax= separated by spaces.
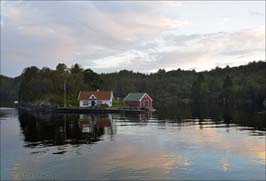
xmin=124 ymin=93 xmax=153 ymax=109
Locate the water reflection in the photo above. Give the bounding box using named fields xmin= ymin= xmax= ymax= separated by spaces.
xmin=18 ymin=111 xmax=153 ymax=148
xmin=18 ymin=111 xmax=117 ymax=147
xmin=18 ymin=103 xmax=266 ymax=149
xmin=156 ymin=103 xmax=266 ymax=134
xmin=1 ymin=107 xmax=265 ymax=180
xmin=124 ymin=112 xmax=152 ymax=122
xmin=79 ymin=114 xmax=115 ymax=143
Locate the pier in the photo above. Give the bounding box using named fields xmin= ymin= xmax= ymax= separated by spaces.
xmin=18 ymin=106 xmax=148 ymax=114
xmin=55 ymin=107 xmax=147 ymax=114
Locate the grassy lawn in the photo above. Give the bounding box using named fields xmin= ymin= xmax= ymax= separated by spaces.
xmin=112 ymin=99 xmax=124 ymax=108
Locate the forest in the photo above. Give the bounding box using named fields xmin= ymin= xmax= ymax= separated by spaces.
xmin=0 ymin=61 xmax=265 ymax=109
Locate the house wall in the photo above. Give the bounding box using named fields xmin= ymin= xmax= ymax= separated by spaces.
xmin=125 ymin=101 xmax=140 ymax=107
xmin=79 ymin=99 xmax=112 ymax=107
xmin=80 ymin=100 xmax=89 ymax=107
xmin=124 ymin=94 xmax=153 ymax=108
xmin=140 ymin=95 xmax=152 ymax=108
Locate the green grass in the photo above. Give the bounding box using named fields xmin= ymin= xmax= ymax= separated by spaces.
xmin=112 ymin=99 xmax=124 ymax=108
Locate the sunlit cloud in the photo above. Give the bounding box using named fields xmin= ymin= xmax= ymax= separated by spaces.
xmin=1 ymin=1 xmax=265 ymax=77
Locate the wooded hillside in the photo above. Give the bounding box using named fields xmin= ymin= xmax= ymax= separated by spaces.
xmin=0 ymin=61 xmax=265 ymax=109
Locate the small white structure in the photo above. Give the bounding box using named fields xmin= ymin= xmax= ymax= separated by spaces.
xmin=78 ymin=90 xmax=113 ymax=107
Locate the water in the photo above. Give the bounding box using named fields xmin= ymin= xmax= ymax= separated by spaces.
xmin=1 ymin=105 xmax=265 ymax=180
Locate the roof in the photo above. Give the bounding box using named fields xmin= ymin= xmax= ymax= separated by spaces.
xmin=78 ymin=90 xmax=112 ymax=100
xmin=124 ymin=93 xmax=152 ymax=101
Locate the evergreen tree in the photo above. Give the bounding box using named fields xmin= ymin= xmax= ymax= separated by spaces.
xmin=222 ymin=75 xmax=233 ymax=104
xmin=192 ymin=74 xmax=208 ymax=104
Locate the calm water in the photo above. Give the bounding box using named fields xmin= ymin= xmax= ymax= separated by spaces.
xmin=1 ymin=105 xmax=265 ymax=180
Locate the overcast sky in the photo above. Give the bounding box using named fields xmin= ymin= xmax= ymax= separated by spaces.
xmin=1 ymin=1 xmax=265 ymax=77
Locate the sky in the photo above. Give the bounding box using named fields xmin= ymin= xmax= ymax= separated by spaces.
xmin=1 ymin=1 xmax=265 ymax=77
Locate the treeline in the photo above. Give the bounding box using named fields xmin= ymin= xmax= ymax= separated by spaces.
xmin=17 ymin=64 xmax=103 ymax=107
xmin=0 ymin=75 xmax=21 ymax=106
xmin=192 ymin=63 xmax=266 ymax=108
xmin=0 ymin=61 xmax=265 ymax=109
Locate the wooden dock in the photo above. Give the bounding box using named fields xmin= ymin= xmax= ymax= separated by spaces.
xmin=18 ymin=106 xmax=149 ymax=114
xmin=55 ymin=107 xmax=146 ymax=114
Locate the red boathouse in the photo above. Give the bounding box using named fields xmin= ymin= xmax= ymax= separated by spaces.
xmin=124 ymin=93 xmax=153 ymax=109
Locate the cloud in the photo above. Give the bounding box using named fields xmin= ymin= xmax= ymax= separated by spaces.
xmin=217 ymin=17 xmax=231 ymax=26
xmin=92 ymin=27 xmax=265 ymax=72
xmin=250 ymin=11 xmax=265 ymax=17
xmin=1 ymin=1 xmax=187 ymax=76
xmin=0 ymin=1 xmax=265 ymax=77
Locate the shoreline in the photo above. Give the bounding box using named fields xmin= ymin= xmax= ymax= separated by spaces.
xmin=18 ymin=106 xmax=152 ymax=114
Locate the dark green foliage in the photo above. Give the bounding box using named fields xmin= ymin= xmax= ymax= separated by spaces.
xmin=222 ymin=75 xmax=233 ymax=104
xmin=70 ymin=64 xmax=83 ymax=74
xmin=56 ymin=63 xmax=67 ymax=73
xmin=2 ymin=63 xmax=103 ymax=107
xmin=0 ymin=61 xmax=265 ymax=109
xmin=18 ymin=66 xmax=41 ymax=102
xmin=204 ymin=61 xmax=266 ymax=108
xmin=0 ymin=75 xmax=21 ymax=106
xmin=191 ymin=74 xmax=208 ymax=104
xmin=83 ymin=69 xmax=103 ymax=90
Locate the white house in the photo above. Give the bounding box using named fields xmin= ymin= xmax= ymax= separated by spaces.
xmin=78 ymin=90 xmax=113 ymax=107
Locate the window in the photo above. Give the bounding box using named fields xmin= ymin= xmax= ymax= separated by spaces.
xmin=83 ymin=101 xmax=89 ymax=106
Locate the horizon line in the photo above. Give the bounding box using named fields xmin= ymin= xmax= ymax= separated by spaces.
xmin=1 ymin=60 xmax=265 ymax=79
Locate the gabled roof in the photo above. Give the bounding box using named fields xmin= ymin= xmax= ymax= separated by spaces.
xmin=78 ymin=91 xmax=112 ymax=100
xmin=124 ymin=93 xmax=152 ymax=101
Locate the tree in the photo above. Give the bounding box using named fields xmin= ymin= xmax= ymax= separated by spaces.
xmin=191 ymin=74 xmax=208 ymax=104
xmin=83 ymin=68 xmax=103 ymax=90
xmin=2 ymin=61 xmax=264 ymax=110
xmin=18 ymin=66 xmax=40 ymax=102
xmin=56 ymin=63 xmax=67 ymax=74
xmin=70 ymin=64 xmax=82 ymax=74
xmin=222 ymin=75 xmax=233 ymax=104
